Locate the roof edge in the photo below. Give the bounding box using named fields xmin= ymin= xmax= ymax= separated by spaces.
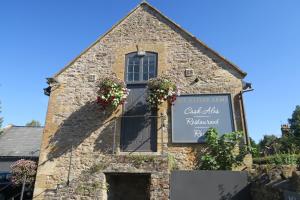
xmin=4 ymin=125 xmax=44 ymax=128
xmin=53 ymin=2 xmax=145 ymax=78
xmin=53 ymin=1 xmax=247 ymax=78
xmin=1 ymin=126 xmax=44 ymax=136
xmin=142 ymin=2 xmax=247 ymax=78
xmin=3 ymin=124 xmax=14 ymax=130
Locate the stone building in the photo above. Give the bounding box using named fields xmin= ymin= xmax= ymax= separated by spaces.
xmin=281 ymin=124 xmax=291 ymax=136
xmin=0 ymin=125 xmax=43 ymax=199
xmin=33 ymin=2 xmax=249 ymax=199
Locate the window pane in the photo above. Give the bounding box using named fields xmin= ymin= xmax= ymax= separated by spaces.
xmin=143 ymin=57 xmax=148 ymax=65
xmin=133 ymin=57 xmax=140 ymax=65
xmin=128 ymin=65 xmax=134 ymax=73
xmin=149 ymin=56 xmax=155 ymax=64
xmin=128 ymin=73 xmax=133 ymax=82
xmin=128 ymin=58 xmax=134 ymax=65
xmin=143 ymin=73 xmax=148 ymax=80
xmin=134 ymin=73 xmax=139 ymax=81
xmin=126 ymin=53 xmax=157 ymax=83
xmin=143 ymin=64 xmax=148 ymax=73
xmin=149 ymin=72 xmax=155 ymax=79
xmin=134 ymin=65 xmax=139 ymax=73
xmin=149 ymin=64 xmax=155 ymax=73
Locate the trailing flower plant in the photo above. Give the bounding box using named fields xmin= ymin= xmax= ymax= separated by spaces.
xmin=10 ymin=159 xmax=37 ymax=185
xmin=96 ymin=76 xmax=129 ymax=110
xmin=146 ymin=76 xmax=179 ymax=107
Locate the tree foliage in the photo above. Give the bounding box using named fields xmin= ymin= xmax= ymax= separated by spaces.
xmin=280 ymin=134 xmax=300 ymax=153
xmin=257 ymin=105 xmax=300 ymax=155
xmin=251 ymin=106 xmax=300 ymax=157
xmin=25 ymin=120 xmax=41 ymax=127
xmin=258 ymin=135 xmax=280 ymax=155
xmin=199 ymin=129 xmax=247 ymax=170
xmin=289 ymin=105 xmax=300 ymax=137
xmin=250 ymin=137 xmax=260 ymax=157
xmin=10 ymin=159 xmax=37 ymax=185
xmin=258 ymin=134 xmax=300 ymax=156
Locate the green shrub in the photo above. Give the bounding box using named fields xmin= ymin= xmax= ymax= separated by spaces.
xmin=89 ymin=162 xmax=108 ymax=174
xmin=168 ymin=154 xmax=178 ymax=171
xmin=128 ymin=155 xmax=156 ymax=166
xmin=253 ymin=154 xmax=300 ymax=165
xmin=199 ymin=129 xmax=248 ymax=170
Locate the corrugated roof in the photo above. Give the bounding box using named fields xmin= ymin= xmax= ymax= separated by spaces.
xmin=0 ymin=126 xmax=43 ymax=157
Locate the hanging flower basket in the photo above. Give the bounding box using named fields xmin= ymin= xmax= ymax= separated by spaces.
xmin=96 ymin=76 xmax=129 ymax=110
xmin=146 ymin=76 xmax=180 ymax=107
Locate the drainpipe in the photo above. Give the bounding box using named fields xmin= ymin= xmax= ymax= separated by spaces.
xmin=67 ymin=145 xmax=73 ymax=186
xmin=240 ymin=82 xmax=254 ymax=147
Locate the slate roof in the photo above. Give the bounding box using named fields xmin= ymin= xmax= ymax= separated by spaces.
xmin=0 ymin=126 xmax=43 ymax=157
xmin=53 ymin=1 xmax=247 ymax=79
xmin=0 ymin=161 xmax=13 ymax=172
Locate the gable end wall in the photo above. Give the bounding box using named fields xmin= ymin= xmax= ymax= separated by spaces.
xmin=33 ymin=5 xmax=245 ymax=199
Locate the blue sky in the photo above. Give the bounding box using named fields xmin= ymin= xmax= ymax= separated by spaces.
xmin=0 ymin=0 xmax=299 ymax=142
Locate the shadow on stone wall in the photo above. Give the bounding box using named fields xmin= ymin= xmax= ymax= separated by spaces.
xmin=96 ymin=101 xmax=155 ymax=153
xmin=218 ymin=184 xmax=251 ymax=200
xmin=250 ymin=165 xmax=300 ymax=200
xmin=94 ymin=119 xmax=116 ymax=154
xmin=42 ymin=168 xmax=106 ymax=199
xmin=45 ymin=99 xmax=158 ymax=160
xmin=94 ymin=102 xmax=154 ymax=153
xmin=47 ymin=101 xmax=115 ymax=160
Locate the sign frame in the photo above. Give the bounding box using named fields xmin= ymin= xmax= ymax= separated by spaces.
xmin=171 ymin=93 xmax=236 ymax=143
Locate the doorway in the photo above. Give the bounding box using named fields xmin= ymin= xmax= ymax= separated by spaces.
xmin=120 ymin=84 xmax=157 ymax=152
xmin=120 ymin=52 xmax=158 ymax=152
xmin=106 ymin=173 xmax=151 ymax=200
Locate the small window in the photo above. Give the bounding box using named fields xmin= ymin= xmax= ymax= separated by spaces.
xmin=125 ymin=52 xmax=157 ymax=83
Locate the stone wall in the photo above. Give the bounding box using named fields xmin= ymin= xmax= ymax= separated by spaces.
xmin=42 ymin=154 xmax=168 ymax=199
xmin=33 ymin=3 xmax=245 ymax=199
xmin=250 ymin=165 xmax=300 ymax=200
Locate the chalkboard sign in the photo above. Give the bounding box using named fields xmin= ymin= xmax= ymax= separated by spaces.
xmin=171 ymin=94 xmax=235 ymax=143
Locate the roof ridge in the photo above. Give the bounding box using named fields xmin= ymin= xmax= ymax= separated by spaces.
xmin=53 ymin=2 xmax=144 ymax=78
xmin=52 ymin=2 xmax=246 ymax=78
xmin=141 ymin=2 xmax=247 ymax=77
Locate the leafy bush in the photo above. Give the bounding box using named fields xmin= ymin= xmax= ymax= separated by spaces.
xmin=253 ymin=154 xmax=300 ymax=165
xmin=199 ymin=129 xmax=247 ymax=170
xmin=250 ymin=137 xmax=260 ymax=158
xmin=10 ymin=159 xmax=37 ymax=185
xmin=273 ymin=153 xmax=298 ymax=165
xmin=279 ymin=135 xmax=300 ymax=153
